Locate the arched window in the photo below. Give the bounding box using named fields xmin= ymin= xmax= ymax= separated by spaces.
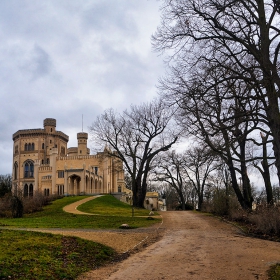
xmin=14 ymin=162 xmax=18 ymax=180
xmin=29 ymin=184 xmax=33 ymax=197
xmin=46 ymin=158 xmax=49 ymax=164
xmin=25 ymin=143 xmax=28 ymax=151
xmin=24 ymin=161 xmax=34 ymax=178
xmin=24 ymin=184 xmax=28 ymax=197
xmin=28 ymin=143 xmax=32 ymax=151
xmin=31 ymin=143 xmax=34 ymax=151
xmin=42 ymin=143 xmax=45 ymax=149
xmin=24 ymin=183 xmax=34 ymax=197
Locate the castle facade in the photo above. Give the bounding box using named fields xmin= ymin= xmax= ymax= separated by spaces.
xmin=12 ymin=118 xmax=125 ymax=197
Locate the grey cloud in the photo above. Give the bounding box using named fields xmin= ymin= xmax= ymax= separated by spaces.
xmin=20 ymin=45 xmax=52 ymax=80
xmin=0 ymin=0 xmax=163 ymax=175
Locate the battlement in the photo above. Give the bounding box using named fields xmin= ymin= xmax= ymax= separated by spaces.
xmin=44 ymin=118 xmax=56 ymax=127
xmin=77 ymin=132 xmax=88 ymax=139
xmin=12 ymin=129 xmax=69 ymax=142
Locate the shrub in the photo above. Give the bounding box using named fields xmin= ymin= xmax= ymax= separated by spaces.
xmin=0 ymin=191 xmax=59 ymax=218
xmin=205 ymin=189 xmax=240 ymax=216
xmin=248 ymin=206 xmax=280 ymax=236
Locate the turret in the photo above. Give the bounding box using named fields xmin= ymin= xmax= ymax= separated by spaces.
xmin=77 ymin=132 xmax=89 ymax=155
xmin=44 ymin=118 xmax=56 ymax=134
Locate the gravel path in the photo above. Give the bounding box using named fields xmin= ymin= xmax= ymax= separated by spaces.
xmin=79 ymin=211 xmax=280 ymax=280
xmin=30 ymin=196 xmax=163 ymax=254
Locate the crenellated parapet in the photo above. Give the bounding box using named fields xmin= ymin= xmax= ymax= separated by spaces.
xmin=12 ymin=129 xmax=69 ymax=142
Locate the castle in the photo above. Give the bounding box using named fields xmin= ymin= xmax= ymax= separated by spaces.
xmin=12 ymin=118 xmax=125 ymax=197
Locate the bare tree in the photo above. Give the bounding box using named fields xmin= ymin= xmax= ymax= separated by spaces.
xmin=153 ymin=0 xmax=280 ymax=188
xmin=154 ymin=150 xmax=193 ymax=210
xmin=182 ymin=146 xmax=219 ymax=210
xmin=159 ymin=63 xmax=262 ymax=209
xmin=90 ymin=99 xmax=179 ymax=208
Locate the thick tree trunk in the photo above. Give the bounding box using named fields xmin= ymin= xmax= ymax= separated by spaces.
xmin=227 ymin=160 xmax=248 ymax=209
xmin=132 ymin=177 xmax=147 ymax=208
xmin=260 ymin=133 xmax=273 ymax=204
xmin=239 ymin=138 xmax=253 ymax=209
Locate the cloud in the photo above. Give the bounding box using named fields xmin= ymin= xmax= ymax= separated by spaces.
xmin=0 ymin=0 xmax=164 ymax=175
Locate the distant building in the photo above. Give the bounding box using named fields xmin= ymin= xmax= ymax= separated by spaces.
xmin=12 ymin=118 xmax=125 ymax=197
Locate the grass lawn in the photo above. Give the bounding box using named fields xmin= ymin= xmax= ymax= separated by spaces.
xmin=0 ymin=195 xmax=161 ymax=229
xmin=77 ymin=194 xmax=156 ymax=217
xmin=0 ymin=229 xmax=116 ymax=280
xmin=0 ymin=195 xmax=161 ymax=279
xmin=268 ymin=263 xmax=280 ymax=280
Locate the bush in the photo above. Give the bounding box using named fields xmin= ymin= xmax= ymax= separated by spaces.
xmin=175 ymin=202 xmax=194 ymax=211
xmin=0 ymin=191 xmax=59 ymax=218
xmin=248 ymin=206 xmax=280 ymax=236
xmin=204 ymin=189 xmax=240 ymax=216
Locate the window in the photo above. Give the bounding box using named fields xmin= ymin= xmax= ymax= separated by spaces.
xmin=50 ymin=140 xmax=52 ymax=144
xmin=24 ymin=161 xmax=34 ymax=178
xmin=42 ymin=160 xmax=44 ymax=164
xmin=95 ymin=167 xmax=98 ymax=175
xmin=46 ymin=158 xmax=49 ymax=164
xmin=118 ymin=186 xmax=122 ymax=192
xmin=24 ymin=184 xmax=28 ymax=197
xmin=29 ymin=184 xmax=33 ymax=197
xmin=44 ymin=188 xmax=50 ymax=196
xmin=42 ymin=143 xmax=45 ymax=149
xmin=58 ymin=171 xmax=64 ymax=178
xmin=24 ymin=183 xmax=33 ymax=197
xmin=25 ymin=143 xmax=34 ymax=151
xmin=15 ymin=145 xmax=18 ymax=154
xmin=61 ymin=147 xmax=65 ymax=155
xmin=14 ymin=162 xmax=18 ymax=179
xmin=57 ymin=185 xmax=64 ymax=195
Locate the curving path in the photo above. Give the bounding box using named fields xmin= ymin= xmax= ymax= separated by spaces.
xmin=28 ymin=196 xmax=160 ymax=254
xmin=63 ymin=195 xmax=100 ymax=215
xmin=81 ymin=211 xmax=280 ymax=280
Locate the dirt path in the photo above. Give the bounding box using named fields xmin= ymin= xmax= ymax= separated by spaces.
xmin=63 ymin=196 xmax=101 ymax=215
xmin=80 ymin=211 xmax=280 ymax=280
xmin=32 ymin=196 xmax=160 ymax=254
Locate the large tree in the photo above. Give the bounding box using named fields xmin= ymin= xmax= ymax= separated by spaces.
xmin=183 ymin=146 xmax=219 ymax=210
xmin=90 ymin=100 xmax=179 ymax=208
xmin=155 ymin=150 xmax=193 ymax=210
xmin=153 ymin=0 xmax=280 ymax=186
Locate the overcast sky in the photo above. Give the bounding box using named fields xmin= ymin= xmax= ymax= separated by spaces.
xmin=0 ymin=0 xmax=166 ymax=175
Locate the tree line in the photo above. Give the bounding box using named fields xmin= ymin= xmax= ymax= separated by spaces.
xmin=91 ymin=0 xmax=280 ymax=211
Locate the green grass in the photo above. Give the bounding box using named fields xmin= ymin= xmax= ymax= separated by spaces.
xmin=268 ymin=263 xmax=280 ymax=280
xmin=0 ymin=229 xmax=116 ymax=280
xmin=0 ymin=195 xmax=160 ymax=229
xmin=77 ymin=195 xmax=156 ymax=217
xmin=0 ymin=195 xmax=161 ymax=279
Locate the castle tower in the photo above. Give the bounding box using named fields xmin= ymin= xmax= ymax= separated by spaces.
xmin=77 ymin=132 xmax=89 ymax=155
xmin=44 ymin=118 xmax=56 ymax=133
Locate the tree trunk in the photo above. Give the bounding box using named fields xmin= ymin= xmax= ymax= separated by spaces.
xmin=260 ymin=133 xmax=273 ymax=204
xmin=133 ymin=177 xmax=146 ymax=208
xmin=239 ymin=138 xmax=253 ymax=209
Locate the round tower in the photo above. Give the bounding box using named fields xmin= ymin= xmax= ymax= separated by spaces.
xmin=44 ymin=118 xmax=56 ymax=133
xmin=77 ymin=132 xmax=89 ymax=155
